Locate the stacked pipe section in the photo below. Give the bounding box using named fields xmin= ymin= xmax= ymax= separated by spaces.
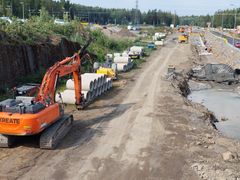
xmin=113 ymin=56 xmax=133 ymax=72
xmin=56 ymin=73 xmax=113 ymax=105
xmin=128 ymin=46 xmax=144 ymax=58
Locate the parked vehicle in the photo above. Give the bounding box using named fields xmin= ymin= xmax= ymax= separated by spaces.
xmin=0 ymin=17 xmax=12 ymax=24
xmin=54 ymin=19 xmax=67 ymax=25
xmin=234 ymin=41 xmax=240 ymax=48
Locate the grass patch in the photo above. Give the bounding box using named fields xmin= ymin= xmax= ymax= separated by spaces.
xmin=132 ymin=58 xmax=146 ymax=69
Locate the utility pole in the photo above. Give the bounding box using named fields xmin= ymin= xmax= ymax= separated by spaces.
xmin=1 ymin=0 xmax=4 ymax=16
xmin=11 ymin=0 xmax=13 ymax=16
xmin=230 ymin=4 xmax=237 ymax=45
xmin=134 ymin=0 xmax=139 ymax=28
xmin=20 ymin=2 xmax=25 ymax=20
xmin=88 ymin=11 xmax=90 ymax=23
xmin=212 ymin=15 xmax=215 ymax=28
xmin=28 ymin=6 xmax=31 ymax=17
xmin=173 ymin=10 xmax=176 ymax=26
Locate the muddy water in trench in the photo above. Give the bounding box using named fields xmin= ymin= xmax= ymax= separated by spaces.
xmin=188 ymin=88 xmax=240 ymax=140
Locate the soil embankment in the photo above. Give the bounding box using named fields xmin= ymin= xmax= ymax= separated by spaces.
xmin=0 ymin=34 xmax=80 ymax=88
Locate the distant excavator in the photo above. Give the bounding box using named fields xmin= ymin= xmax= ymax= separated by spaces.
xmin=0 ymin=42 xmax=92 ymax=149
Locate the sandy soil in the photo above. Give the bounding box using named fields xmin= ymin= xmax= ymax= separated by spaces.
xmin=0 ymin=33 xmax=239 ymax=180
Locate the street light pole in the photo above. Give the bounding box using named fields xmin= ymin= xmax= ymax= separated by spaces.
xmin=221 ymin=14 xmax=224 ymax=37
xmin=230 ymin=4 xmax=237 ymax=45
xmin=233 ymin=9 xmax=237 ymax=45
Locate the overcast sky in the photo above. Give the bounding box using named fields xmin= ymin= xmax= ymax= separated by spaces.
xmin=70 ymin=0 xmax=240 ymax=16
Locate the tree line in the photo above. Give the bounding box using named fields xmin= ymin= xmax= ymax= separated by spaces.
xmin=0 ymin=0 xmax=178 ymax=26
xmin=180 ymin=8 xmax=240 ymax=28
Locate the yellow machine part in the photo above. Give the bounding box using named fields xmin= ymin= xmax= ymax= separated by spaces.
xmin=96 ymin=67 xmax=116 ymax=79
xmin=178 ymin=35 xmax=188 ymax=43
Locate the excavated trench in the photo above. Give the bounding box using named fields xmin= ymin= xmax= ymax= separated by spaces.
xmin=188 ymin=86 xmax=240 ymax=140
xmin=169 ymin=40 xmax=240 ymax=141
xmin=173 ymin=71 xmax=240 ymax=141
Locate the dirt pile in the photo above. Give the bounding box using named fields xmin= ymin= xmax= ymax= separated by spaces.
xmin=0 ymin=37 xmax=80 ymax=89
xmin=102 ymin=27 xmax=136 ymax=39
xmin=117 ymin=29 xmax=136 ymax=37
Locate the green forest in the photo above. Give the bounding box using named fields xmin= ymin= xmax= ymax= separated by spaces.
xmin=0 ymin=0 xmax=178 ymax=26
xmin=181 ymin=8 xmax=240 ymax=28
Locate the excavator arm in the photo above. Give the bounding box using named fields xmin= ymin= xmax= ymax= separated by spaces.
xmin=35 ymin=53 xmax=83 ymax=106
xmin=36 ymin=37 xmax=93 ymax=107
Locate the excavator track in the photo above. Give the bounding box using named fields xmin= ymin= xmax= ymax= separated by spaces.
xmin=0 ymin=134 xmax=14 ymax=148
xmin=39 ymin=115 xmax=73 ymax=149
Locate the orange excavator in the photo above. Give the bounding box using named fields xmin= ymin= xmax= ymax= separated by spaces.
xmin=0 ymin=48 xmax=91 ymax=149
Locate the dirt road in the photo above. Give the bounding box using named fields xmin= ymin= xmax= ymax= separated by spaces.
xmin=0 ymin=33 xmax=239 ymax=180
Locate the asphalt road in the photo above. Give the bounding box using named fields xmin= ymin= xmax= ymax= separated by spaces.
xmin=210 ymin=30 xmax=240 ymax=46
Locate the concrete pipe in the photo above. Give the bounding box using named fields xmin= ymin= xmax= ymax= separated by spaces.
xmin=104 ymin=84 xmax=107 ymax=92
xmin=83 ymin=73 xmax=107 ymax=88
xmin=98 ymin=87 xmax=102 ymax=96
xmin=100 ymin=85 xmax=104 ymax=94
xmin=100 ymin=86 xmax=104 ymax=96
xmin=114 ymin=56 xmax=130 ymax=63
xmin=109 ymin=79 xmax=113 ymax=89
xmin=117 ymin=63 xmax=128 ymax=72
xmin=106 ymin=82 xmax=110 ymax=91
xmin=100 ymin=77 xmax=105 ymax=86
xmin=103 ymin=83 xmax=108 ymax=92
xmin=127 ymin=62 xmax=133 ymax=70
xmin=111 ymin=63 xmax=118 ymax=72
xmin=90 ymin=89 xmax=95 ymax=99
xmin=82 ymin=74 xmax=99 ymax=89
xmin=108 ymin=81 xmax=113 ymax=89
xmin=55 ymin=93 xmax=62 ymax=103
xmin=106 ymin=81 xmax=110 ymax=90
xmin=109 ymin=81 xmax=112 ymax=90
xmin=101 ymin=85 xmax=105 ymax=94
xmin=114 ymin=53 xmax=121 ymax=57
xmin=82 ymin=91 xmax=91 ymax=102
xmin=66 ymin=79 xmax=94 ymax=92
xmin=95 ymin=89 xmax=99 ymax=98
xmin=106 ymin=78 xmax=112 ymax=89
xmin=122 ymin=52 xmax=129 ymax=57
xmin=93 ymin=62 xmax=100 ymax=71
xmin=91 ymin=89 xmax=96 ymax=99
xmin=107 ymin=54 xmax=113 ymax=59
xmin=96 ymin=77 xmax=102 ymax=88
xmin=56 ymin=90 xmax=93 ymax=104
xmin=84 ymin=73 xmax=105 ymax=79
xmin=55 ymin=90 xmax=76 ymax=105
xmin=106 ymin=77 xmax=112 ymax=82
xmin=106 ymin=78 xmax=112 ymax=90
xmin=98 ymin=86 xmax=102 ymax=96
